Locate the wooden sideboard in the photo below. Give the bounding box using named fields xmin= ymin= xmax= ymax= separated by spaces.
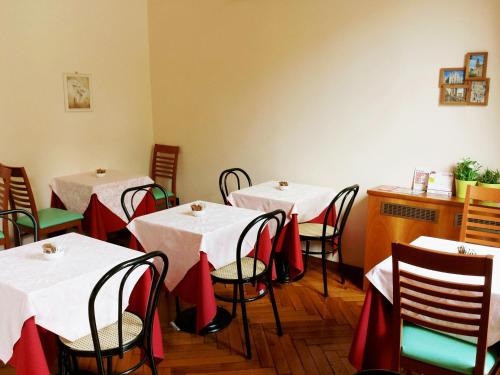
xmin=363 ymin=186 xmax=464 ymax=288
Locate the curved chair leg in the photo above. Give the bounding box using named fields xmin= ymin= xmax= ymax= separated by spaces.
xmin=232 ymin=284 xmax=238 ymax=317
xmin=337 ymin=242 xmax=345 ymax=284
xmin=107 ymin=356 xmax=113 ymax=374
xmin=147 ymin=345 xmax=159 ymax=375
xmin=303 ymin=240 xmax=310 ymax=273
xmin=238 ymin=283 xmax=252 ymax=359
xmin=268 ymin=281 xmax=282 ymax=336
xmin=322 ymin=243 xmax=328 ymax=297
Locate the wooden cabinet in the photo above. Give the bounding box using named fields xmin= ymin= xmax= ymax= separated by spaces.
xmin=363 ymin=186 xmax=464 ymax=288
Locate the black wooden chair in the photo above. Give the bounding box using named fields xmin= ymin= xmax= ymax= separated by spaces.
xmin=298 ymin=184 xmax=359 ymax=295
xmin=219 ymin=168 xmax=252 ymax=205
xmin=120 ymin=183 xmax=171 ymax=223
xmin=58 ymin=251 xmax=168 ymax=375
xmin=211 ymin=209 xmax=286 ymax=359
xmin=0 ymin=209 xmax=38 ymax=247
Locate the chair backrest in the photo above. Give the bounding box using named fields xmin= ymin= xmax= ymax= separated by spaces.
xmin=0 ymin=166 xmax=11 ymax=247
xmin=5 ymin=166 xmax=39 ymax=227
xmin=391 ymin=242 xmax=493 ymax=375
xmin=120 ymin=183 xmax=171 ymax=222
xmin=460 ymin=185 xmax=500 ymax=247
xmin=324 ymin=184 xmax=359 ymax=239
xmin=0 ymin=209 xmax=39 ymax=247
xmin=89 ymin=251 xmax=168 ymax=375
xmin=151 ymin=144 xmax=179 ymax=196
xmin=219 ymin=168 xmax=252 ymax=205
xmin=235 ymin=209 xmax=285 ymax=281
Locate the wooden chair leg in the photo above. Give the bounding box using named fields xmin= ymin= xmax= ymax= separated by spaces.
xmin=232 ymin=284 xmax=238 ymax=318
xmin=268 ymin=281 xmax=282 ymax=336
xmin=76 ymin=221 xmax=83 ymax=234
xmin=238 ymin=283 xmax=252 ymax=359
xmin=322 ymin=245 xmax=328 ymax=297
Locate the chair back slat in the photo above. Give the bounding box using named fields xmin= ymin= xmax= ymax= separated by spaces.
xmin=88 ymin=251 xmax=168 ymax=375
xmin=391 ymin=242 xmax=494 ymax=375
xmin=219 ymin=168 xmax=252 ymax=205
xmin=0 ymin=166 xmax=11 ymax=248
xmin=151 ymin=144 xmax=179 ymax=196
xmin=120 ymin=183 xmax=170 ymax=222
xmin=460 ymin=185 xmax=500 ymax=247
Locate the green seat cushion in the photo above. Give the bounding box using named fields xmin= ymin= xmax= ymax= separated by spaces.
xmin=0 ymin=231 xmax=4 ymax=240
xmin=17 ymin=208 xmax=83 ymax=229
xmin=402 ymin=322 xmax=499 ymax=375
xmin=152 ymin=187 xmax=174 ymax=200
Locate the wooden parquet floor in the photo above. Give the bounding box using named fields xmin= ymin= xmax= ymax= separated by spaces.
xmin=1 ymin=262 xmax=365 ymax=375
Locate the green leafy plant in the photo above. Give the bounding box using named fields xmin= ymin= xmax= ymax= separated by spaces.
xmin=454 ymin=158 xmax=481 ymax=181
xmin=479 ymin=168 xmax=500 ymax=184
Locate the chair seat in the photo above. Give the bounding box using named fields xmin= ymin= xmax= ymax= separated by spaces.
xmin=211 ymin=257 xmax=266 ymax=280
xmin=0 ymin=231 xmax=4 ymax=240
xmin=60 ymin=312 xmax=143 ymax=352
xmin=152 ymin=187 xmax=174 ymax=200
xmin=17 ymin=208 xmax=83 ymax=229
xmin=402 ymin=322 xmax=499 ymax=375
xmin=298 ymin=223 xmax=335 ymax=238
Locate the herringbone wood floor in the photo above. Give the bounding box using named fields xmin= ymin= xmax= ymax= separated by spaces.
xmin=1 ymin=261 xmax=365 ymax=374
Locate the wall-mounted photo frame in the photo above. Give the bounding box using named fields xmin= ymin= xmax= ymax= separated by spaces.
xmin=464 ymin=52 xmax=488 ymax=81
xmin=63 ymin=73 xmax=92 ymax=112
xmin=467 ymin=78 xmax=490 ymax=106
xmin=439 ymin=67 xmax=465 ymax=86
xmin=439 ymin=84 xmax=469 ymax=105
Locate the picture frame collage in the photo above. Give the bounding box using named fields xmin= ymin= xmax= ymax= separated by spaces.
xmin=439 ymin=52 xmax=490 ymax=106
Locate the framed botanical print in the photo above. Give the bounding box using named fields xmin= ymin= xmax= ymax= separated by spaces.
xmin=63 ymin=73 xmax=92 ymax=111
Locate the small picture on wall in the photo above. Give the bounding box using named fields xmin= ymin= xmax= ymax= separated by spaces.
xmin=464 ymin=52 xmax=488 ymax=80
xmin=467 ymin=79 xmax=490 ymax=106
xmin=439 ymin=84 xmax=468 ymax=105
xmin=63 ymin=73 xmax=92 ymax=111
xmin=439 ymin=68 xmax=465 ymax=86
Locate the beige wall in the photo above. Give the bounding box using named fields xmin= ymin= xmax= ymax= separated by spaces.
xmin=149 ymin=0 xmax=500 ymax=267
xmin=0 ymin=1 xmax=154 ymax=208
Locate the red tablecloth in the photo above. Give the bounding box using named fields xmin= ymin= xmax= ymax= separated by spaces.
xmin=7 ymin=270 xmax=164 ymax=375
xmin=51 ymin=192 xmax=156 ymax=241
xmin=130 ymin=229 xmax=272 ymax=332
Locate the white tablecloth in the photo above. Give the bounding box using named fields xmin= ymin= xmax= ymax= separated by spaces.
xmin=127 ymin=201 xmax=263 ymax=290
xmin=366 ymin=236 xmax=499 ymax=346
xmin=227 ymin=181 xmax=336 ymax=223
xmin=50 ymin=170 xmax=153 ymax=222
xmin=0 ymin=233 xmax=146 ymax=363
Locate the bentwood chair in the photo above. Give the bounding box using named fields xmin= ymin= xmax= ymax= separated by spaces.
xmin=6 ymin=166 xmax=83 ymax=244
xmin=0 ymin=209 xmax=38 ymax=248
xmin=392 ymin=242 xmax=499 ymax=375
xmin=211 ymin=209 xmax=286 ymax=359
xmin=298 ymin=184 xmax=359 ymax=294
xmin=151 ymin=144 xmax=179 ymax=207
xmin=0 ymin=165 xmax=11 ymax=248
xmin=59 ymin=251 xmax=168 ymax=375
xmin=219 ymin=168 xmax=252 ymax=205
xmin=120 ymin=183 xmax=171 ymax=222
xmin=460 ymin=185 xmax=500 ymax=248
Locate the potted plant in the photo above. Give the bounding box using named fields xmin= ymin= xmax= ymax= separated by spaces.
xmin=454 ymin=157 xmax=480 ymax=198
xmin=478 ymin=168 xmax=500 ymax=189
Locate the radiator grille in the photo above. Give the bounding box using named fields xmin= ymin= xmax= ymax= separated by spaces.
xmin=455 ymin=213 xmax=462 ymax=226
xmin=381 ymin=202 xmax=438 ymax=223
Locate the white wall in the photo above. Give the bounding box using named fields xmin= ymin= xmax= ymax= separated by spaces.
xmin=149 ymin=0 xmax=500 ymax=267
xmin=0 ymin=1 xmax=154 ymax=208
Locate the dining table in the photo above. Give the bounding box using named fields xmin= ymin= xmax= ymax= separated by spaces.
xmin=0 ymin=232 xmax=164 ymax=375
xmin=349 ymin=236 xmax=500 ymax=371
xmin=50 ymin=170 xmax=156 ymax=240
xmin=227 ymin=180 xmax=337 ymax=280
xmin=127 ymin=201 xmax=271 ymax=334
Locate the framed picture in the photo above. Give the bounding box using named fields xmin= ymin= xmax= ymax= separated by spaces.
xmin=439 ymin=67 xmax=465 ymax=86
xmin=467 ymin=78 xmax=490 ymax=106
xmin=439 ymin=84 xmax=469 ymax=105
xmin=412 ymin=168 xmax=430 ymax=192
xmin=63 ymin=73 xmax=92 ymax=111
xmin=464 ymin=52 xmax=488 ymax=80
